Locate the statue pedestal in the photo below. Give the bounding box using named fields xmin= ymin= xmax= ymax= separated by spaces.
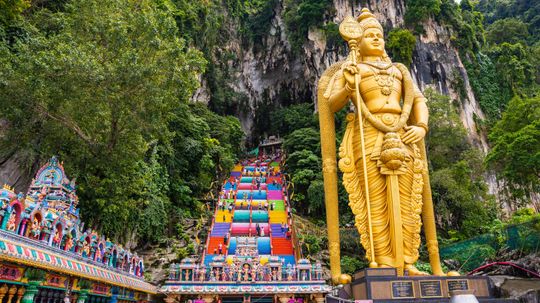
xmin=349 ymin=268 xmax=516 ymax=302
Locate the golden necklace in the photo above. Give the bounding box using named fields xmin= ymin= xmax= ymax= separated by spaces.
xmin=366 ymin=64 xmax=395 ymax=96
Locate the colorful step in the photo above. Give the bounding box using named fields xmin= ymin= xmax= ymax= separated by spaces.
xmin=207 ymin=237 xmax=226 ymax=254
xmin=251 ymin=210 xmax=269 ymax=223
xmin=270 ymin=224 xmax=286 ymax=238
xmin=228 ymin=237 xmax=237 ymax=254
xmin=223 ymin=182 xmax=237 ymax=190
xmin=250 ymin=200 xmax=267 ymax=208
xmin=257 ymin=237 xmax=271 ymax=254
xmin=269 ymin=210 xmax=287 ymax=224
xmin=237 ymin=183 xmax=252 ymax=190
xmin=236 ymin=190 xmax=251 ymax=199
xmin=266 ymin=176 xmax=282 ymax=184
xmin=252 ymin=190 xmax=267 ymax=200
xmin=204 ymin=254 xmax=217 ymax=266
xmin=268 ymin=200 xmax=285 ymax=211
xmin=272 ymin=238 xmax=293 ymax=255
xmin=216 ymin=210 xmax=232 ymax=223
xmin=253 ymin=223 xmax=269 ymax=235
xmin=267 ymin=190 xmax=283 ymax=200
xmin=231 ymin=223 xmax=250 ymax=235
xmin=233 ymin=210 xmax=250 ymax=223
xmin=267 ymin=183 xmax=282 ymax=190
xmin=240 ymin=177 xmax=253 ymax=183
xmin=211 ymin=223 xmax=231 ymax=237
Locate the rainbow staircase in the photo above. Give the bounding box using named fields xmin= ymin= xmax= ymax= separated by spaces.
xmin=202 ymin=157 xmax=294 ymax=263
xmin=161 ymin=154 xmax=330 ymax=299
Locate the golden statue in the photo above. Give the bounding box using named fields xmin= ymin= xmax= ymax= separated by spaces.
xmin=317 ymin=8 xmax=457 ymax=284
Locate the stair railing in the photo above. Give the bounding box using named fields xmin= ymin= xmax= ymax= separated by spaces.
xmin=201 ymin=196 xmax=219 ymax=264
xmin=283 ymin=172 xmax=302 ymax=260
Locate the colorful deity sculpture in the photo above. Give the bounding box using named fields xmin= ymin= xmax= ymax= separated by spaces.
xmin=52 ymin=229 xmax=62 ymax=247
xmin=1 ymin=156 xmax=145 ymax=278
xmin=95 ymin=247 xmax=102 ymax=262
xmin=30 ymin=218 xmax=41 ymax=239
xmin=81 ymin=240 xmax=90 ymax=257
xmin=6 ymin=213 xmax=17 ymax=231
xmin=318 ymin=8 xmax=458 ymax=283
xmin=65 ymin=235 xmax=74 ymax=251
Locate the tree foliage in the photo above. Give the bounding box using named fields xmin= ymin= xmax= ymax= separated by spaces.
xmin=486 ymin=96 xmax=540 ymax=209
xmin=404 ymin=0 xmax=441 ymax=33
xmin=283 ymin=0 xmax=333 ymax=51
xmin=0 ymin=0 xmax=30 ymax=26
xmin=486 ymin=18 xmax=529 ymax=45
xmin=425 ymin=89 xmax=497 ymax=238
xmin=340 ymin=256 xmax=367 ymax=275
xmin=386 ymin=28 xmax=416 ymax=67
xmin=0 ymin=0 xmax=243 ymax=243
xmin=477 ymin=0 xmax=540 ymax=43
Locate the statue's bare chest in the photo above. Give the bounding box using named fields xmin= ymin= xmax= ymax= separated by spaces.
xmin=355 ymin=63 xmax=404 ymax=113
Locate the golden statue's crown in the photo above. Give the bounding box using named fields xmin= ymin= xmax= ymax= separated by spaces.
xmin=357 ymin=8 xmax=383 ymax=32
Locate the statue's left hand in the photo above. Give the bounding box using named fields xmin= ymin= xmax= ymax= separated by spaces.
xmin=402 ymin=126 xmax=426 ymax=144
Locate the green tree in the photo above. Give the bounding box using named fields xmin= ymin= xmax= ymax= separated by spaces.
xmin=340 ymin=256 xmax=367 ymax=275
xmin=270 ymin=103 xmax=317 ymax=136
xmin=0 ymin=0 xmax=207 ymax=241
xmin=283 ymin=127 xmax=320 ymax=154
xmin=425 ymin=89 xmax=497 ymax=238
xmin=386 ymin=28 xmax=416 ymax=67
xmin=283 ymin=0 xmax=333 ymax=51
xmin=405 ymin=0 xmax=441 ymax=33
xmin=487 ymin=42 xmax=535 ymax=92
xmin=486 ymin=96 xmax=540 ymax=210
xmin=0 ymin=0 xmax=30 ymax=26
xmin=486 ymin=18 xmax=529 ymax=45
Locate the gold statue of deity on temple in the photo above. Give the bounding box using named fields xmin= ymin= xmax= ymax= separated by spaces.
xmin=317 ymin=8 xmax=457 ymax=284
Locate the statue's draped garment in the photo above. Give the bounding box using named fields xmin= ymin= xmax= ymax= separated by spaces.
xmin=321 ymin=60 xmax=428 ymax=268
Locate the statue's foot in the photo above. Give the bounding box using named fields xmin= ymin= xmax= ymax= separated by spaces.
xmin=339 ymin=274 xmax=352 ymax=284
xmin=405 ymin=264 xmax=429 ymax=276
xmin=447 ymin=270 xmax=460 ymax=276
xmin=332 ymin=274 xmax=352 ymax=285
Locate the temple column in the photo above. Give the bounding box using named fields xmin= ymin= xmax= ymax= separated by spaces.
xmin=163 ymin=295 xmax=178 ymax=303
xmin=0 ymin=284 xmax=8 ymax=303
xmin=312 ymin=295 xmax=324 ymax=303
xmin=76 ymin=291 xmax=88 ymax=303
xmin=7 ymin=285 xmax=17 ymax=303
xmin=16 ymin=286 xmax=25 ymax=303
xmin=202 ymin=295 xmax=214 ymax=303
xmin=278 ymin=295 xmax=290 ymax=303
xmin=21 ymin=282 xmax=39 ymax=303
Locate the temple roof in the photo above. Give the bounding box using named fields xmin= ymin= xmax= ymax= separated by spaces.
xmin=0 ymin=229 xmax=157 ymax=294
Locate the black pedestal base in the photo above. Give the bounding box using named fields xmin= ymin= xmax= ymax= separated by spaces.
xmin=348 ymin=268 xmax=517 ymax=303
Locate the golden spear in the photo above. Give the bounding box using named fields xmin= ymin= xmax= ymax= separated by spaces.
xmin=339 ymin=17 xmax=377 ymax=268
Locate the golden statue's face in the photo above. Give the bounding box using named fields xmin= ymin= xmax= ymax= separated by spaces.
xmin=359 ymin=28 xmax=385 ymax=57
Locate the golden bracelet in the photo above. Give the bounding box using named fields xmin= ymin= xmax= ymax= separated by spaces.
xmin=416 ymin=122 xmax=429 ymax=133
xmin=345 ymin=83 xmax=354 ymax=92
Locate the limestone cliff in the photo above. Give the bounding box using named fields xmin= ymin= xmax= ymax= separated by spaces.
xmin=0 ymin=0 xmax=492 ymax=193
xmin=193 ymin=0 xmax=489 ymax=154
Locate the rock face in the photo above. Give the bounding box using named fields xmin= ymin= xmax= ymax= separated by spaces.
xmin=0 ymin=0 xmax=491 ymax=191
xmin=490 ymin=276 xmax=540 ymax=303
xmin=138 ymin=216 xmax=211 ymax=284
xmin=194 ymin=0 xmax=488 ymax=154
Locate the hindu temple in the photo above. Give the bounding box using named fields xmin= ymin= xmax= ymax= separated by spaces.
xmin=160 ymin=153 xmax=331 ymax=303
xmin=0 ymin=157 xmax=156 ymax=303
